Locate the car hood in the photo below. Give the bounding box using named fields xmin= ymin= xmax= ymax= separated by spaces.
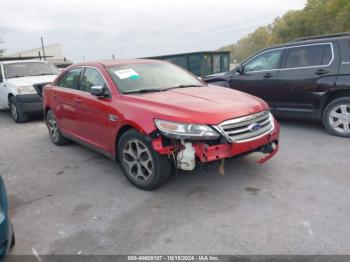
xmin=6 ymin=75 xmax=57 ymax=86
xmin=122 ymin=85 xmax=268 ymax=125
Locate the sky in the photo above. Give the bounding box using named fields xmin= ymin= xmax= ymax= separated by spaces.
xmin=0 ymin=0 xmax=307 ymax=62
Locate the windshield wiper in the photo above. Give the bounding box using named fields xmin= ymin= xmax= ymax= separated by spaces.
xmin=33 ymin=73 xmax=55 ymax=76
xmin=8 ymin=75 xmax=26 ymax=78
xmin=123 ymin=88 xmax=164 ymax=94
xmin=164 ymin=84 xmax=203 ymax=91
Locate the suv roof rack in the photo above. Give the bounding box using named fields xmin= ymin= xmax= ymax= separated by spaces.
xmin=290 ymin=32 xmax=350 ymax=42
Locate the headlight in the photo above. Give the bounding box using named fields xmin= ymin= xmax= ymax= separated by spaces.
xmin=154 ymin=119 xmax=220 ymax=140
xmin=17 ymin=86 xmax=37 ymax=95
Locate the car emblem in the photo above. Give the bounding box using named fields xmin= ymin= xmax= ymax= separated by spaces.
xmin=248 ymin=123 xmax=262 ymax=132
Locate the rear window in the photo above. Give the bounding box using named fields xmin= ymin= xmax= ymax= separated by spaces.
xmin=57 ymin=68 xmax=83 ymax=90
xmin=283 ymin=44 xmax=332 ymax=68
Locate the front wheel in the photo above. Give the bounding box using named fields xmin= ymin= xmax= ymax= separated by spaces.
xmin=117 ymin=129 xmax=173 ymax=190
xmin=323 ymin=97 xmax=350 ymax=137
xmin=9 ymin=96 xmax=28 ymax=123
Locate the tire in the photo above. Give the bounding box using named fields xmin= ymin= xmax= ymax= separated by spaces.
xmin=10 ymin=224 xmax=15 ymax=248
xmin=9 ymin=96 xmax=28 ymax=123
xmin=322 ymin=97 xmax=350 ymax=137
xmin=117 ymin=129 xmax=174 ymax=190
xmin=46 ymin=109 xmax=69 ymax=145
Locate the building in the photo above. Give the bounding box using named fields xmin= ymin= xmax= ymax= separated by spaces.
xmin=144 ymin=51 xmax=230 ymax=77
xmin=7 ymin=44 xmax=73 ymax=68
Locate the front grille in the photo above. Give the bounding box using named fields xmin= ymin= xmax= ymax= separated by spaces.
xmin=216 ymin=110 xmax=273 ymax=142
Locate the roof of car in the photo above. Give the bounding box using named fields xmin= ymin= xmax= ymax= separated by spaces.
xmin=73 ymin=59 xmax=163 ymax=68
xmin=259 ymin=35 xmax=350 ymax=52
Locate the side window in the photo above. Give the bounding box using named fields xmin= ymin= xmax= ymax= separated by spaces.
xmin=244 ymin=49 xmax=283 ymax=72
xmin=57 ymin=68 xmax=83 ymax=89
xmin=283 ymin=44 xmax=332 ymax=69
xmin=80 ymin=68 xmax=106 ymax=93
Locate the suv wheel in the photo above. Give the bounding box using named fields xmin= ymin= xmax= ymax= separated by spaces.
xmin=46 ymin=110 xmax=69 ymax=145
xmin=323 ymin=97 xmax=350 ymax=137
xmin=117 ymin=129 xmax=173 ymax=190
xmin=9 ymin=96 xmax=28 ymax=123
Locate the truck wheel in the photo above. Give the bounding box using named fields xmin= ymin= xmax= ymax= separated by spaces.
xmin=9 ymin=97 xmax=28 ymax=123
xmin=117 ymin=129 xmax=174 ymax=190
xmin=46 ymin=109 xmax=69 ymax=145
xmin=323 ymin=97 xmax=350 ymax=137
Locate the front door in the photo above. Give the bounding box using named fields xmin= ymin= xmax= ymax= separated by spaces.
xmin=74 ymin=67 xmax=113 ymax=153
xmin=230 ymin=48 xmax=284 ymax=107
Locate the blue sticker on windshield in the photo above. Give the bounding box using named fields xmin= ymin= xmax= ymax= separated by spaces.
xmin=130 ymin=75 xmax=140 ymax=80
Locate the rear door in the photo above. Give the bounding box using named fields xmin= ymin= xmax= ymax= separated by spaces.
xmin=274 ymin=43 xmax=339 ymax=115
xmin=74 ymin=67 xmax=113 ymax=152
xmin=53 ymin=67 xmax=83 ymax=135
xmin=229 ymin=48 xmax=284 ymax=106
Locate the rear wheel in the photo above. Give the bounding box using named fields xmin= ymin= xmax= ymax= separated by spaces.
xmin=117 ymin=129 xmax=173 ymax=190
xmin=323 ymin=97 xmax=350 ymax=137
xmin=46 ymin=109 xmax=69 ymax=145
xmin=9 ymin=96 xmax=28 ymax=123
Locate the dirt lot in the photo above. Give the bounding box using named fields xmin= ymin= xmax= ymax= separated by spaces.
xmin=0 ymin=110 xmax=349 ymax=255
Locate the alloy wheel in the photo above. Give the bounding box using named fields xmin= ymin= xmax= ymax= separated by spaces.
xmin=329 ymin=104 xmax=350 ymax=134
xmin=48 ymin=112 xmax=59 ymax=142
xmin=122 ymin=139 xmax=154 ymax=182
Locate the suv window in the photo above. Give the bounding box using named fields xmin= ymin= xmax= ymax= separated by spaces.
xmin=57 ymin=68 xmax=83 ymax=89
xmin=80 ymin=68 xmax=106 ymax=92
xmin=244 ymin=49 xmax=283 ymax=72
xmin=283 ymin=44 xmax=332 ymax=68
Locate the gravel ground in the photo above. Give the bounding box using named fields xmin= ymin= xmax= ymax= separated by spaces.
xmin=0 ymin=110 xmax=349 ymax=255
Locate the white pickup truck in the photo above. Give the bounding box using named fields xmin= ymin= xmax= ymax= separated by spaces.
xmin=0 ymin=60 xmax=59 ymax=123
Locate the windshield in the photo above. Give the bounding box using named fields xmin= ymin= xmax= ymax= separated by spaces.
xmin=4 ymin=62 xmax=59 ymax=79
xmin=108 ymin=62 xmax=203 ymax=94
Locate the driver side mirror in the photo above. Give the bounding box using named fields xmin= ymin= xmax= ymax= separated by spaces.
xmin=90 ymin=85 xmax=106 ymax=97
xmin=235 ymin=65 xmax=244 ymax=75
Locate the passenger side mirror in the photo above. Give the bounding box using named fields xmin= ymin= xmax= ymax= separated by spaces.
xmin=90 ymin=85 xmax=106 ymax=97
xmin=235 ymin=65 xmax=244 ymax=75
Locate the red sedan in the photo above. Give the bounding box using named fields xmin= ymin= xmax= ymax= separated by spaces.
xmin=43 ymin=59 xmax=280 ymax=190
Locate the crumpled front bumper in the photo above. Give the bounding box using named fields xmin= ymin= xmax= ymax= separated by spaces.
xmin=193 ymin=119 xmax=280 ymax=163
xmin=152 ymin=119 xmax=280 ymax=165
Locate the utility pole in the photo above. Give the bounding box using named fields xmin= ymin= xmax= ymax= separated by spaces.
xmin=40 ymin=37 xmax=46 ymax=59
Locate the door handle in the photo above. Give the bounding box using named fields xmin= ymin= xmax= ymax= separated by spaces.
xmin=314 ymin=69 xmax=329 ymax=75
xmin=53 ymin=92 xmax=57 ymax=98
xmin=263 ymin=73 xmax=273 ymax=78
xmin=75 ymin=97 xmax=82 ymax=103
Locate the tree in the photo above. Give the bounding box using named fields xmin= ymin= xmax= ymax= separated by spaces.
xmin=219 ymin=0 xmax=350 ymax=63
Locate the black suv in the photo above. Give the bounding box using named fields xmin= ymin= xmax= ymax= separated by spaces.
xmin=204 ymin=33 xmax=350 ymax=137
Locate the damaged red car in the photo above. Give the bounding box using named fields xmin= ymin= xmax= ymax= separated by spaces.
xmin=42 ymin=59 xmax=280 ymax=190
